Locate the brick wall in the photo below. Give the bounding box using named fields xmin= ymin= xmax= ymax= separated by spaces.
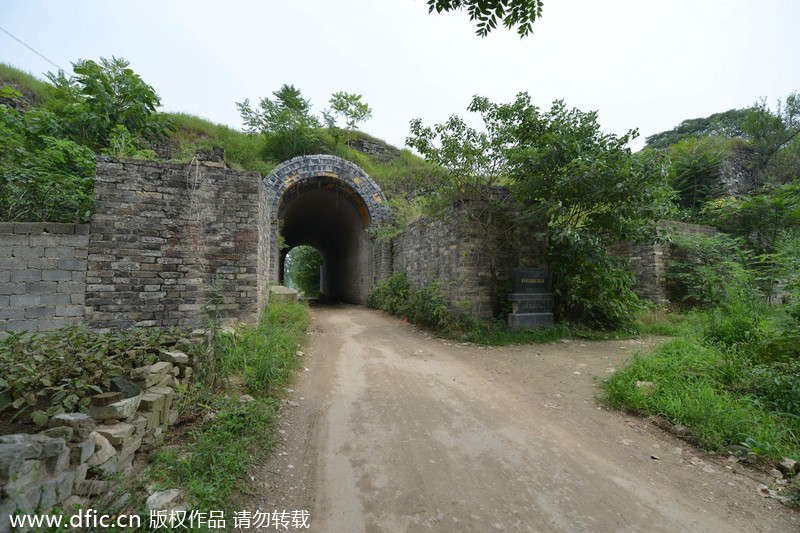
xmin=0 ymin=223 xmax=88 ymax=333
xmin=611 ymin=221 xmax=719 ymax=305
xmin=392 ymin=194 xmax=547 ymax=320
xmin=85 ymin=152 xmax=268 ymax=330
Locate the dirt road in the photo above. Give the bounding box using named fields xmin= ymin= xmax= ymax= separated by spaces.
xmin=245 ymin=304 xmax=798 ymax=532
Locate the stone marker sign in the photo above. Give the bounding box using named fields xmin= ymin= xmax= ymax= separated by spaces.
xmin=508 ymin=267 xmax=554 ymax=329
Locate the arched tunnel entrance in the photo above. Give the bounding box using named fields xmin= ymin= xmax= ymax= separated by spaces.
xmin=264 ymin=155 xmax=392 ymax=303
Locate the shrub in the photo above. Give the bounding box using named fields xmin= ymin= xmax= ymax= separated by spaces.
xmin=366 ymin=272 xmax=410 ymax=316
xmin=405 ymin=281 xmax=450 ymax=329
xmin=550 ymin=234 xmax=642 ymax=330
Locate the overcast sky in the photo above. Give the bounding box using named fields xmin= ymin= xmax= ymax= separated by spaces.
xmin=1 ymin=0 xmax=798 ymax=152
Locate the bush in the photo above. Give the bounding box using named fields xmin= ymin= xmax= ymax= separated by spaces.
xmin=406 ymin=281 xmax=450 ymax=329
xmin=550 ymin=234 xmax=642 ymax=330
xmin=367 ymin=272 xmax=454 ymax=330
xmin=366 ymin=271 xmax=410 ymax=316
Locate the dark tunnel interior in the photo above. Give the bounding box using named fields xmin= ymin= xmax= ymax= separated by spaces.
xmin=277 ymin=178 xmax=371 ymax=302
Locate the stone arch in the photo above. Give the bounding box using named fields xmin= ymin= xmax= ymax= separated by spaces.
xmin=264 ymin=154 xmax=391 ymax=228
xmin=263 ymin=155 xmax=392 ymax=302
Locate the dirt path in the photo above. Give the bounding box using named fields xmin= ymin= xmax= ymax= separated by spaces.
xmin=244 ymin=303 xmax=798 ymax=532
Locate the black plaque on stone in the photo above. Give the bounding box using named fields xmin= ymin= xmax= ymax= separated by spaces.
xmin=512 ymin=268 xmax=549 ymax=294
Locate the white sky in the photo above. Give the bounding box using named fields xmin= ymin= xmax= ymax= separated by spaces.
xmin=1 ymin=0 xmax=798 ymax=152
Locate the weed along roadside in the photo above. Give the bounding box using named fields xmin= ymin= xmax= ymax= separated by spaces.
xmin=0 ymin=299 xmax=311 ymax=531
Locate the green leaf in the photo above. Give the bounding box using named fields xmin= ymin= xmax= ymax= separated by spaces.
xmin=31 ymin=410 xmax=49 ymax=427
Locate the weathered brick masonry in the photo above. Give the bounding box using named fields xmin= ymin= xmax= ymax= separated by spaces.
xmin=85 ymin=150 xmax=269 ymax=330
xmin=393 ymin=195 xmax=547 ymax=320
xmin=610 ymin=221 xmax=718 ymax=305
xmin=0 ymin=223 xmax=88 ymax=333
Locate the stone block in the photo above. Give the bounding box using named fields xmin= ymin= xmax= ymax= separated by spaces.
xmin=40 ymin=426 xmax=73 ymax=442
xmin=130 ymin=362 xmax=173 ymax=388
xmin=49 ymin=413 xmax=96 ymax=442
xmin=0 ymin=499 xmax=15 ymax=533
xmin=116 ymin=436 xmax=142 ymax=467
xmin=94 ymin=454 xmax=119 ymax=477
xmin=0 ymin=443 xmax=31 ymax=484
xmin=0 ymin=435 xmax=42 ymax=460
xmin=125 ymin=414 xmax=148 ymax=436
xmin=89 ymin=395 xmax=141 ymax=421
xmin=86 ymin=433 xmax=115 ymax=467
xmin=53 ymin=469 xmax=76 ymax=504
xmin=0 ymin=308 xmax=24 ymax=320
xmin=91 ymin=391 xmax=123 ymax=406
xmin=57 ymin=258 xmax=88 ymax=271
xmin=75 ymin=479 xmax=108 ymax=497
xmin=72 ymin=463 xmax=89 ymax=486
xmin=4 ymin=483 xmax=41 ymax=515
xmin=39 ymin=476 xmax=58 ymax=512
xmin=110 ymin=376 xmax=142 ymax=399
xmin=508 ymin=312 xmax=554 ymax=330
xmin=269 ymin=285 xmax=298 ymax=303
xmin=146 ymin=488 xmax=185 ymax=511
xmin=28 ymin=434 xmax=66 ymax=459
xmin=45 ymin=446 xmax=70 ymax=475
xmin=9 ymin=294 xmax=41 ymax=308
xmin=159 ymin=350 xmax=190 ymax=365
xmin=68 ymin=432 xmax=96 ymax=466
xmin=95 ymin=422 xmax=134 ymax=447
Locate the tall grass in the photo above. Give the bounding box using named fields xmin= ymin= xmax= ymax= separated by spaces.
xmin=147 ymin=300 xmax=310 ymax=511
xmin=217 ymin=300 xmax=310 ymax=396
xmin=0 ymin=63 xmax=51 ymax=102
xmin=603 ymin=318 xmax=800 ymax=461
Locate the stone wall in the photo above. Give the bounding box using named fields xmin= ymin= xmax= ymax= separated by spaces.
xmin=611 ymin=221 xmax=719 ymax=305
xmin=719 ymin=146 xmax=759 ymax=195
xmin=0 ymin=223 xmax=88 ymax=334
xmin=85 ymin=151 xmax=269 ymax=330
xmin=0 ymin=348 xmax=193 ymax=531
xmin=392 ymin=195 xmax=547 ymax=320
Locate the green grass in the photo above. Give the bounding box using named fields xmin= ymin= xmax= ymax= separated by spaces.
xmin=148 ymin=393 xmax=275 ymax=511
xmin=451 ymin=319 xmax=636 ymax=346
xmin=146 ymin=300 xmax=311 ymax=513
xmin=0 ymin=62 xmax=52 ymax=103
xmin=217 ymin=300 xmax=310 ymax=395
xmin=603 ymin=334 xmax=800 ymax=461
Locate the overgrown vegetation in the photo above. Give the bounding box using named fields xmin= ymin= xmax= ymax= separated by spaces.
xmin=365 ymin=271 xmax=679 ymax=343
xmin=147 ymin=300 xmax=310 ymax=513
xmin=284 ymin=246 xmax=324 ymax=298
xmin=0 ymin=58 xmax=173 ymax=222
xmin=0 ymin=327 xmax=181 ymax=427
xmin=606 ymin=227 xmax=800 ymax=464
xmin=366 ymin=272 xmax=451 ymax=329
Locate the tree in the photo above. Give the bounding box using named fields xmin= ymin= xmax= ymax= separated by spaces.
xmin=742 ymin=93 xmax=800 ymax=186
xmin=46 ymin=56 xmax=174 ymax=151
xmin=407 ymin=96 xmax=518 ymax=316
xmin=644 ymin=109 xmax=749 ymax=150
xmin=505 ymin=94 xmax=671 ymax=327
xmin=668 ymin=137 xmax=729 ymax=212
xmin=237 ymin=84 xmax=322 ymax=161
xmin=285 ymin=246 xmax=323 ymax=297
xmin=426 ymin=0 xmax=543 ymax=37
xmin=327 ymin=91 xmax=372 ymax=150
xmin=0 ymin=87 xmax=96 ymax=222
xmin=705 ymin=184 xmax=800 ymax=302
